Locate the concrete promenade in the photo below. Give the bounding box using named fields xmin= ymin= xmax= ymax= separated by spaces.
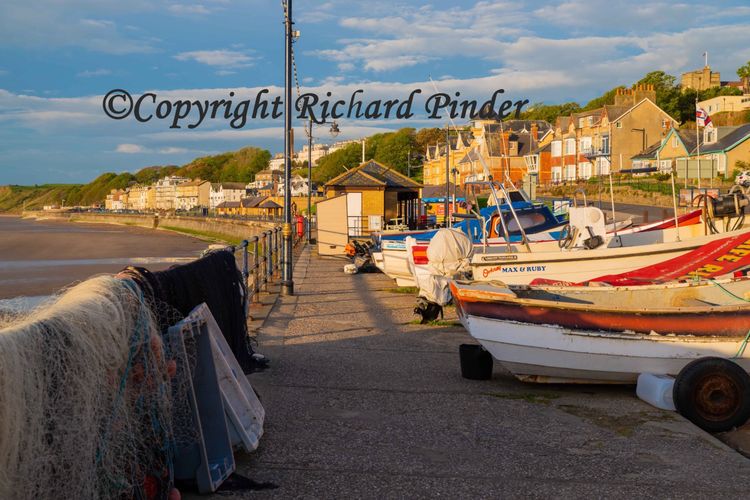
xmin=236 ymin=245 xmax=750 ymax=498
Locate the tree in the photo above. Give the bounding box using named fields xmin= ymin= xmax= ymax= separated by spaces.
xmin=738 ymin=61 xmax=750 ymax=79
xmin=372 ymin=128 xmax=415 ymax=175
xmin=414 ymin=127 xmax=443 ymax=153
xmin=313 ymin=142 xmax=362 ymax=184
xmin=520 ymin=102 xmax=581 ymax=124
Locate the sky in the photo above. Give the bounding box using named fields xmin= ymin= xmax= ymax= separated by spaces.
xmin=1 ymin=0 xmax=750 ymax=184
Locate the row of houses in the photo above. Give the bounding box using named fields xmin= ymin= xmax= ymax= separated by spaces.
xmin=105 ymin=176 xmax=243 ymax=211
xmin=268 ymin=140 xmax=360 ymax=170
xmin=104 ymin=172 xmax=317 ymax=212
xmin=422 ymin=82 xmax=750 ymax=187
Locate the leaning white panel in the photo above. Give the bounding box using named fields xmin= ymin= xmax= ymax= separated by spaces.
xmin=189 ymin=303 xmax=265 ymax=452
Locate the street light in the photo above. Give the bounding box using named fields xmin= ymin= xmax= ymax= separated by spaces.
xmin=281 ymin=0 xmax=295 ymax=296
xmin=304 ymin=118 xmax=340 ymax=244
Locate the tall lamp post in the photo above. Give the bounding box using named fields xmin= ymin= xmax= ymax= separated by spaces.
xmin=281 ymin=0 xmax=295 ymax=296
xmin=304 ymin=118 xmax=340 ymax=244
xmin=444 ymin=127 xmax=451 ymax=227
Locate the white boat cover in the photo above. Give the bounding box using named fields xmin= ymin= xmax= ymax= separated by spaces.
xmin=426 ymin=228 xmax=474 ymax=276
xmin=416 ymin=229 xmax=474 ymax=306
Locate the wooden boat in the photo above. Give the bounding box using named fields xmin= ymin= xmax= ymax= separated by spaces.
xmin=450 ymin=278 xmax=750 ymax=383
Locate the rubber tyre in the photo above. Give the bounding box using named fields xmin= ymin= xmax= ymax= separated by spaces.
xmin=459 ymin=344 xmax=493 ymax=380
xmin=673 ymin=357 xmax=750 ymax=433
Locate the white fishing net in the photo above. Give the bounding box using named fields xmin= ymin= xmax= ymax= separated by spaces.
xmin=0 ymin=276 xmax=180 ymax=499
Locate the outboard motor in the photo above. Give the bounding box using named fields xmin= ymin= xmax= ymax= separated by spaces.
xmin=558 ymin=206 xmax=607 ymax=250
xmin=413 ymin=229 xmax=474 ymax=324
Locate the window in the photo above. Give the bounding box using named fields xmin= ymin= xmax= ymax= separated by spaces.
xmin=565 ymin=164 xmax=577 ymax=180
xmin=704 ymin=128 xmax=717 ymax=144
xmin=564 ymin=138 xmax=576 ymax=155
xmin=672 ymin=136 xmax=679 ymax=148
xmin=579 ymin=136 xmax=592 ymax=153
xmin=551 ymin=166 xmax=562 ymax=183
xmin=588 ymin=116 xmax=593 ymax=127
xmin=551 ymin=141 xmax=562 ymax=157
xmin=616 ymin=121 xmax=622 ymax=129
xmin=601 ymin=135 xmax=610 ymax=154
xmin=579 ymin=162 xmax=592 ymax=179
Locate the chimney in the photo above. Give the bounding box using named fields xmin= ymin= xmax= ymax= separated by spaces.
xmin=530 ymin=123 xmax=538 ymax=141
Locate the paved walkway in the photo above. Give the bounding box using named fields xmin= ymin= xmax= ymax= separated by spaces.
xmin=235 ymin=245 xmax=750 ymax=498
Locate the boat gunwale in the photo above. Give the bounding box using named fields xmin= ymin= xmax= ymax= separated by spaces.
xmin=450 ymin=279 xmax=750 ymax=315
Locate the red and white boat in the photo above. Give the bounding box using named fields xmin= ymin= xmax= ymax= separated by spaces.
xmin=448 ymin=230 xmax=750 ymax=383
xmin=450 ymin=277 xmax=750 ymax=384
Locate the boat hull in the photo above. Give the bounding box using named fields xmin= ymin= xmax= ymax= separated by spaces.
xmin=460 ymin=315 xmax=750 ymax=384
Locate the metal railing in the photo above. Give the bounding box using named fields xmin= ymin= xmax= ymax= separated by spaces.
xmin=231 ymin=225 xmax=302 ymax=317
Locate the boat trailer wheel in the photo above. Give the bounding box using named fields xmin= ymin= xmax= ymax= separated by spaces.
xmin=673 ymin=357 xmax=750 ymax=433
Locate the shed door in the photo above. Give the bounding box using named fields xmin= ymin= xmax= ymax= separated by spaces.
xmin=347 ymin=192 xmax=362 ymax=237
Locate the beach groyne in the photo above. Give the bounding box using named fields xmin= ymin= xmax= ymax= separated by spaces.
xmin=23 ymin=211 xmax=277 ymax=242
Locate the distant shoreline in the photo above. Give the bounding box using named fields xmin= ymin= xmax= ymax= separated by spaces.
xmin=0 ymin=216 xmax=208 ymax=299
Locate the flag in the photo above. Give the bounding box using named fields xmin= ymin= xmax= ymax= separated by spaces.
xmin=696 ymin=107 xmax=713 ymax=128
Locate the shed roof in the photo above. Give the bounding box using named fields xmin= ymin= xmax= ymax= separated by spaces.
xmin=216 ymin=201 xmax=240 ymax=209
xmin=325 ymin=160 xmax=421 ymax=189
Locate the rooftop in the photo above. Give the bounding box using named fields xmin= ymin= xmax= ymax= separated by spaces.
xmin=325 ymin=160 xmax=421 ymax=189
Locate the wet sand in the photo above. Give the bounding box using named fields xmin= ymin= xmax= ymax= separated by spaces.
xmin=0 ymin=216 xmax=209 ymax=298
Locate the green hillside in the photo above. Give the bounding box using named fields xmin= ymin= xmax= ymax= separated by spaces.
xmin=1 ymin=146 xmax=271 ymax=212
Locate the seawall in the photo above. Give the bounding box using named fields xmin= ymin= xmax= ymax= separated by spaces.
xmin=23 ymin=211 xmax=277 ymax=242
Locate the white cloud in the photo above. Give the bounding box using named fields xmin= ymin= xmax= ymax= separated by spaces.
xmin=115 ymin=143 xmax=145 ymax=153
xmin=76 ymin=69 xmax=112 ymax=78
xmin=80 ymin=18 xmax=115 ymax=29
xmin=174 ymin=49 xmax=254 ymax=68
xmin=0 ymin=2 xmax=156 ymax=54
xmin=167 ymin=4 xmax=213 ymax=15
xmin=158 ymin=146 xmax=189 ymax=154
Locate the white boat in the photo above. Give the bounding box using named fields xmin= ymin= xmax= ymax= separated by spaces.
xmin=373 ymin=200 xmax=567 ymax=287
xmin=450 ymin=279 xmax=750 ymax=384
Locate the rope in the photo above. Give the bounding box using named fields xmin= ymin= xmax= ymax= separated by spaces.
xmin=707 ymin=279 xmax=750 ymax=358
xmin=734 ymin=329 xmax=750 ymax=359
xmin=710 ymin=279 xmax=750 ymax=303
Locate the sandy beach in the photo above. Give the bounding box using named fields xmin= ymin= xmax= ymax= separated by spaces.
xmin=0 ymin=215 xmax=208 ymax=298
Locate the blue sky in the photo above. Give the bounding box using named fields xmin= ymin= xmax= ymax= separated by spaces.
xmin=1 ymin=0 xmax=750 ymax=184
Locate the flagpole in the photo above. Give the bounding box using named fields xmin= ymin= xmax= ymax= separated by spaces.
xmin=696 ymin=93 xmax=701 ymax=190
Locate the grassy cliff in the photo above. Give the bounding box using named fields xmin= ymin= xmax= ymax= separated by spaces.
xmin=1 ymin=146 xmax=271 ymax=212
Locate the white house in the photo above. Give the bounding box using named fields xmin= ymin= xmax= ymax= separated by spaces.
xmin=154 ymin=175 xmax=189 ymax=210
xmin=269 ymin=153 xmax=285 ymax=171
xmin=210 ymin=182 xmax=247 ymax=209
xmin=276 ymin=174 xmax=310 ymax=197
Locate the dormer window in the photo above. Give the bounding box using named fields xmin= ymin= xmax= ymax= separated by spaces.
xmin=704 ymin=128 xmax=717 ymax=144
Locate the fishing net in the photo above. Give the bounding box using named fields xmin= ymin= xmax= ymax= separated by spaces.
xmin=0 ymin=276 xmax=181 ymax=499
xmin=119 ymin=249 xmax=261 ymax=374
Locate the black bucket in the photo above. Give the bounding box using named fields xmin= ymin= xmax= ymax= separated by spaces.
xmin=459 ymin=344 xmax=493 ymax=380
